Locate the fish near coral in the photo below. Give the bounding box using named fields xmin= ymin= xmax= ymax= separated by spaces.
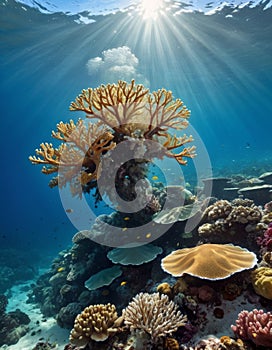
xmin=157 ymin=282 xmax=172 ymax=298
xmin=164 ymin=337 xmax=179 ymax=350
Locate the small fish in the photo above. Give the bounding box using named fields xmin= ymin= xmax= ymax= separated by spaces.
xmin=152 ymin=175 xmax=159 ymax=181
xmin=146 ymin=233 xmax=152 ymax=239
xmin=120 ymin=281 xmax=127 ymax=286
xmin=122 ymin=227 xmax=128 ymax=231
xmin=123 ymin=217 xmax=130 ymax=221
xmin=57 ymin=267 xmax=65 ymax=272
xmin=65 ymin=208 xmax=73 ymax=213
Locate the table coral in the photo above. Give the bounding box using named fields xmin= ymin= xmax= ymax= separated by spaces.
xmin=161 ymin=243 xmax=257 ymax=280
xmin=29 ymin=80 xmax=195 ymax=198
xmin=69 ymin=303 xmax=118 ymax=346
xmin=231 ymin=309 xmax=272 ymax=347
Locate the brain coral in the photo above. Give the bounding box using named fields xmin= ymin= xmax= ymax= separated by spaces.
xmin=122 ymin=292 xmax=187 ymax=341
xmin=161 ymin=243 xmax=257 ymax=280
xmin=251 ymin=266 xmax=272 ymax=300
xmin=69 ymin=303 xmax=118 ymax=346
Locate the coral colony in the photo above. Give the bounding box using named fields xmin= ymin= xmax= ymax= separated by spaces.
xmin=29 ymin=80 xmax=195 ymax=202
xmin=24 ymin=80 xmax=272 ymax=349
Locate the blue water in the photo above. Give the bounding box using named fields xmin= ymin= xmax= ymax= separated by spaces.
xmin=0 ymin=0 xmax=272 ymax=264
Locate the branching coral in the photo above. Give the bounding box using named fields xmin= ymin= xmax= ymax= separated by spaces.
xmin=29 ymin=119 xmax=115 ymax=197
xmin=30 ymin=80 xmax=195 ymax=197
xmin=122 ymin=292 xmax=187 ymax=342
xmin=70 ymin=80 xmax=195 ymax=164
xmin=69 ymin=303 xmax=118 ymax=346
xmin=231 ymin=309 xmax=272 ymax=347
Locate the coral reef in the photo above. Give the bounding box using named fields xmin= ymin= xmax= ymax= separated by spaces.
xmin=257 ymin=222 xmax=272 ymax=254
xmin=29 ymin=80 xmax=195 ymax=199
xmin=122 ymin=292 xmax=187 ymax=342
xmin=161 ymin=243 xmax=257 ymax=280
xmin=251 ymin=266 xmax=272 ymax=300
xmin=27 ymin=77 xmax=272 ymax=350
xmin=197 ymin=199 xmax=265 ymax=248
xmin=231 ymin=309 xmax=272 ymax=347
xmin=0 ymin=305 xmax=30 ymax=346
xmin=69 ymin=303 xmax=118 ymax=346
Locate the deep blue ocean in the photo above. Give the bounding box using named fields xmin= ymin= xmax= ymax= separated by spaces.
xmin=0 ymin=0 xmax=272 ymax=270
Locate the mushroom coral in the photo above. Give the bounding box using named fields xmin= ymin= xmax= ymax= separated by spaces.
xmin=29 ymin=80 xmax=195 ymax=197
xmin=161 ymin=243 xmax=257 ymax=280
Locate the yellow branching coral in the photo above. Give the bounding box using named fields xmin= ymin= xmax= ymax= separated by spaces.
xmin=69 ymin=303 xmax=118 ymax=346
xmin=70 ymin=80 xmax=196 ymax=162
xmin=29 ymin=80 xmax=195 ymax=196
xmin=29 ymin=119 xmax=115 ymax=197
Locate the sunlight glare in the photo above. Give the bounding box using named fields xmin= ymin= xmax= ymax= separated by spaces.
xmin=141 ymin=0 xmax=164 ymax=20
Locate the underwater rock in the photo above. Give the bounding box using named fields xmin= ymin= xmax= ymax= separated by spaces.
xmin=201 ymin=177 xmax=232 ymax=199
xmin=0 ymin=294 xmax=8 ymax=315
xmin=32 ymin=341 xmax=57 ymax=349
xmin=222 ymin=187 xmax=239 ymax=201
xmin=56 ymin=302 xmax=83 ymax=329
xmin=0 ymin=308 xmax=30 ymax=346
xmin=49 ymin=272 xmax=67 ymax=287
xmin=40 ymin=295 xmax=58 ymax=317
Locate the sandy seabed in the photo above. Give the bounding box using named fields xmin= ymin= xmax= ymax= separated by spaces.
xmin=1 ymin=279 xmax=70 ymax=350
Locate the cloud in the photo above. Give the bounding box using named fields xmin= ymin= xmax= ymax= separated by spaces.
xmin=86 ymin=46 xmax=148 ymax=85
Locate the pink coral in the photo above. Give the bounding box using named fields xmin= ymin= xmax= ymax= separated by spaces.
xmin=231 ymin=309 xmax=272 ymax=347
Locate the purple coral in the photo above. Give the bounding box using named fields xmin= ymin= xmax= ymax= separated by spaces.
xmin=257 ymin=223 xmax=272 ymax=252
xmin=231 ymin=309 xmax=272 ymax=347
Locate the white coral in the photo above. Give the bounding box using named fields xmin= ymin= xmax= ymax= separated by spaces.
xmin=122 ymin=292 xmax=187 ymax=341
